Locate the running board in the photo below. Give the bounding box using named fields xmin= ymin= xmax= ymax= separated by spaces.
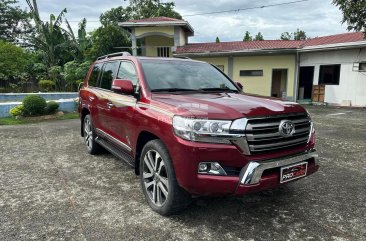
xmin=95 ymin=137 xmax=135 ymax=167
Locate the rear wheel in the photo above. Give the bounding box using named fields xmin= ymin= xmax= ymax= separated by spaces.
xmin=83 ymin=114 xmax=102 ymax=154
xmin=140 ymin=139 xmax=191 ymax=216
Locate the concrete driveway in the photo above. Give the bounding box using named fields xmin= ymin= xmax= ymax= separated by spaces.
xmin=0 ymin=106 xmax=365 ymax=241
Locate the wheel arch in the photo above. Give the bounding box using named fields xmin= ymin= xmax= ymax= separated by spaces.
xmin=134 ymin=130 xmax=160 ymax=175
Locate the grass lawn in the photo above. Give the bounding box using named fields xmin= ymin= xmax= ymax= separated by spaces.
xmin=0 ymin=112 xmax=79 ymax=125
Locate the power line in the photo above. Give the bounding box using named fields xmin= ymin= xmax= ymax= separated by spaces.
xmin=182 ymin=0 xmax=310 ymax=17
xmin=44 ymin=0 xmax=311 ymax=23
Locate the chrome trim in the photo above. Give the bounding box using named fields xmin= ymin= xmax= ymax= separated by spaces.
xmin=239 ymin=150 xmax=318 ymax=185
xmin=95 ymin=128 xmax=132 ymax=152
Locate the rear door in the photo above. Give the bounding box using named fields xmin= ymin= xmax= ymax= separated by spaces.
xmin=96 ymin=61 xmax=119 ymax=134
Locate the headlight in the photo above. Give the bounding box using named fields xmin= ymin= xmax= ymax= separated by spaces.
xmin=172 ymin=116 xmax=232 ymax=142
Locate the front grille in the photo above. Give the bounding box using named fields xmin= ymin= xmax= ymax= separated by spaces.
xmin=245 ymin=113 xmax=311 ymax=154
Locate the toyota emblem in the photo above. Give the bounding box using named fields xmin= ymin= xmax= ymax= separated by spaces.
xmin=279 ymin=120 xmax=295 ymax=137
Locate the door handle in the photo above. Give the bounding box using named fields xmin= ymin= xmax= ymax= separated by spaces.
xmin=107 ymin=102 xmax=115 ymax=109
xmin=89 ymin=96 xmax=95 ymax=101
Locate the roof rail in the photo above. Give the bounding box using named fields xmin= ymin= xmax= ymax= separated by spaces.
xmin=174 ymin=56 xmax=191 ymax=60
xmin=97 ymin=52 xmax=132 ymax=60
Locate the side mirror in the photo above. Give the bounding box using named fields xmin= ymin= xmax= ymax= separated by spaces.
xmin=111 ymin=79 xmax=134 ymax=94
xmin=236 ymin=81 xmax=243 ymax=91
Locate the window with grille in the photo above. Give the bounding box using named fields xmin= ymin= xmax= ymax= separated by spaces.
xmin=157 ymin=47 xmax=170 ymax=57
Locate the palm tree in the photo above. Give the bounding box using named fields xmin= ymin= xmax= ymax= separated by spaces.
xmin=26 ymin=0 xmax=71 ymax=67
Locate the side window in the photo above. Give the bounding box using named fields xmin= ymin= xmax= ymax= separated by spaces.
xmin=100 ymin=61 xmax=119 ymax=90
xmin=88 ymin=63 xmax=103 ymax=87
xmin=117 ymin=61 xmax=138 ymax=86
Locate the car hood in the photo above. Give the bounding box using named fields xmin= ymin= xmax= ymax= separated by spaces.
xmin=152 ymin=92 xmax=306 ymax=119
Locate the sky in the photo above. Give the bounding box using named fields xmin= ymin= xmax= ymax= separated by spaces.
xmin=19 ymin=0 xmax=347 ymax=43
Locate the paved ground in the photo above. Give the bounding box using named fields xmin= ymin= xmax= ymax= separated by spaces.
xmin=0 ymin=105 xmax=365 ymax=241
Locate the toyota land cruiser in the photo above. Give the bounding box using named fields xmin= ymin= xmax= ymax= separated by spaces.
xmin=78 ymin=52 xmax=318 ymax=216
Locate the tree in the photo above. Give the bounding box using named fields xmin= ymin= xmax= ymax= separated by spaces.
xmin=129 ymin=0 xmax=182 ymax=20
xmin=100 ymin=6 xmax=132 ymax=26
xmin=0 ymin=40 xmax=27 ymax=79
xmin=0 ymin=0 xmax=33 ymax=43
xmin=63 ymin=60 xmax=91 ymax=90
xmin=254 ymin=32 xmax=264 ymax=41
xmin=86 ymin=25 xmax=131 ymax=61
xmin=333 ymin=0 xmax=366 ymax=36
xmin=215 ymin=37 xmax=220 ymax=43
xmin=293 ymin=28 xmax=307 ymax=40
xmin=243 ymin=31 xmax=252 ymax=41
xmin=65 ymin=18 xmax=91 ymax=62
xmin=280 ymin=32 xmax=292 ymax=40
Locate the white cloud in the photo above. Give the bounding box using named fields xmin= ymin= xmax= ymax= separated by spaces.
xmin=19 ymin=0 xmax=347 ymax=42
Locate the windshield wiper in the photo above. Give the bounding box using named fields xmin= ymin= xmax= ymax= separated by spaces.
xmin=199 ymin=88 xmax=238 ymax=93
xmin=151 ymin=88 xmax=198 ymax=92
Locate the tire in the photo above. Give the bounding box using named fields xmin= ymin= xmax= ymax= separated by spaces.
xmin=140 ymin=139 xmax=191 ymax=216
xmin=83 ymin=114 xmax=102 ymax=155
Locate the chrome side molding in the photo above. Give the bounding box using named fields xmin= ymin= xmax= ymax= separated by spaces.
xmin=239 ymin=150 xmax=318 ymax=185
xmin=95 ymin=128 xmax=132 ymax=152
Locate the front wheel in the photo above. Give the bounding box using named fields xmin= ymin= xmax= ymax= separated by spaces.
xmin=140 ymin=139 xmax=191 ymax=216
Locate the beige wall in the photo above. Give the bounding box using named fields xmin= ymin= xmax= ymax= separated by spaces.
xmin=144 ymin=36 xmax=174 ymax=57
xmin=135 ymin=26 xmax=174 ymax=37
xmin=179 ymin=29 xmax=186 ymax=46
xmin=192 ymin=57 xmax=229 ymax=75
xmin=233 ymin=55 xmax=296 ymax=98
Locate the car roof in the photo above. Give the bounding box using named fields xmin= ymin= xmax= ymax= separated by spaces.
xmin=94 ymin=56 xmax=204 ymax=64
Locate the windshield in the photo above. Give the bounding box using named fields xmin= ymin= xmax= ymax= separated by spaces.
xmin=140 ymin=59 xmax=238 ymax=92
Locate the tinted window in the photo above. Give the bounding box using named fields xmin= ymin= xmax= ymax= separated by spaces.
xmin=117 ymin=61 xmax=138 ymax=86
xmin=319 ymin=65 xmax=340 ymax=85
xmin=88 ymin=63 xmax=103 ymax=87
xmin=100 ymin=62 xmax=118 ymax=90
xmin=140 ymin=60 xmax=238 ymax=91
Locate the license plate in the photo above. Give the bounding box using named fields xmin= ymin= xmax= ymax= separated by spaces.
xmin=280 ymin=162 xmax=308 ymax=183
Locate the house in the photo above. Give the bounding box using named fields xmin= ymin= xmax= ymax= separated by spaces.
xmin=120 ymin=17 xmax=366 ymax=107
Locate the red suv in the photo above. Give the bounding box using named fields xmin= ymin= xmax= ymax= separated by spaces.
xmin=79 ymin=52 xmax=318 ymax=215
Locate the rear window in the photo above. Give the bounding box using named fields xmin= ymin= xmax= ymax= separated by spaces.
xmin=100 ymin=61 xmax=119 ymax=90
xmin=88 ymin=63 xmax=103 ymax=87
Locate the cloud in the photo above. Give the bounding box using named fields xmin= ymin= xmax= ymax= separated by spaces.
xmin=19 ymin=0 xmax=346 ymax=42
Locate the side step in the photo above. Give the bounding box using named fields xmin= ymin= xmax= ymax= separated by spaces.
xmin=95 ymin=137 xmax=135 ymax=167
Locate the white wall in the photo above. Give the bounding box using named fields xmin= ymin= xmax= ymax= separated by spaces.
xmin=300 ymin=48 xmax=366 ymax=107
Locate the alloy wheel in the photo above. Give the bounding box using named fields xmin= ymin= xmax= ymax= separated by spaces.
xmin=142 ymin=150 xmax=169 ymax=206
xmin=84 ymin=118 xmax=93 ymax=150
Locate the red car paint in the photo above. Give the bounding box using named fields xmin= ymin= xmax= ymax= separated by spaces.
xmin=79 ymin=56 xmax=318 ymax=196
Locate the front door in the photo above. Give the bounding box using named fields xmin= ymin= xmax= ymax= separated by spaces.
xmin=107 ymin=61 xmax=139 ymax=149
xmin=298 ymin=66 xmax=314 ymax=100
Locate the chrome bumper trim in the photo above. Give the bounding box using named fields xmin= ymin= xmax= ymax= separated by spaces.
xmin=239 ymin=150 xmax=318 ymax=185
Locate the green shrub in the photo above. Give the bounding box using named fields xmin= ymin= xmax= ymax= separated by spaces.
xmin=22 ymin=95 xmax=47 ymax=116
xmin=9 ymin=105 xmax=24 ymax=117
xmin=46 ymin=101 xmax=59 ymax=114
xmin=38 ymin=79 xmax=55 ymax=92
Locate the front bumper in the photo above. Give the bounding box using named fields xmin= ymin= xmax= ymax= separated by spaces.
xmin=168 ymin=136 xmax=319 ymax=196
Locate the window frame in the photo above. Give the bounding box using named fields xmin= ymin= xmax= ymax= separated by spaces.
xmin=157 ymin=47 xmax=170 ymax=57
xmin=116 ymin=60 xmax=139 ymax=87
xmin=239 ymin=70 xmax=263 ymax=77
xmin=87 ymin=63 xmax=103 ymax=87
xmin=99 ymin=61 xmax=119 ymax=90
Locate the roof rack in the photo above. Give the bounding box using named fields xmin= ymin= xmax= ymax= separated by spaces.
xmin=174 ymin=56 xmax=191 ymax=60
xmin=97 ymin=52 xmax=132 ymax=60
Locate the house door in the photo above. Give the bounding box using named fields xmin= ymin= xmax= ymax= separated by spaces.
xmin=271 ymin=69 xmax=288 ymax=98
xmin=298 ymin=66 xmax=314 ymax=100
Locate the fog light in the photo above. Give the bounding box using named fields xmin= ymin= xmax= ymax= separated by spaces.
xmin=198 ymin=162 xmax=227 ymax=175
xmin=198 ymin=163 xmax=208 ymax=172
